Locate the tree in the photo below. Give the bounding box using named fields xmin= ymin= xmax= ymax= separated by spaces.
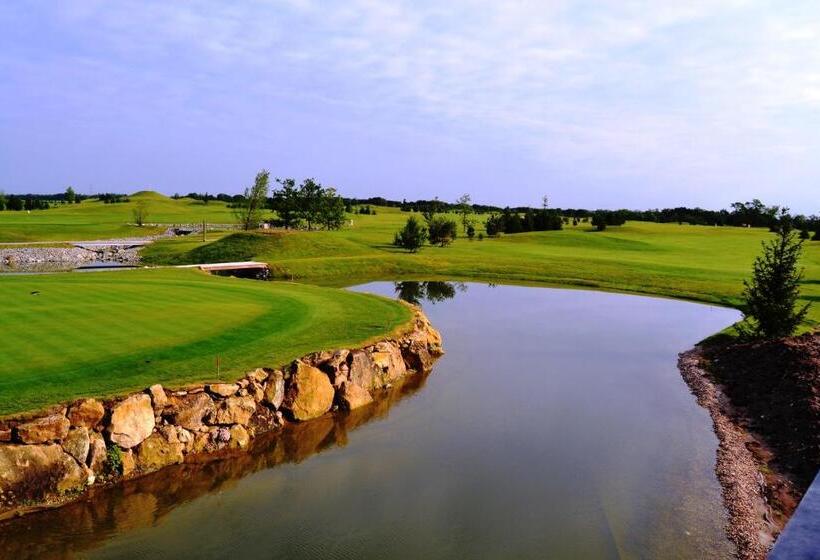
xmin=235 ymin=169 xmax=270 ymax=230
xmin=393 ymin=216 xmax=428 ymax=252
xmin=297 ymin=178 xmax=323 ymax=231
xmin=466 ymin=224 xmax=476 ymax=240
xmin=132 ymin=201 xmax=150 ymax=226
xmin=427 ymin=215 xmax=457 ymax=247
xmin=65 ymin=186 xmax=76 ymax=204
xmin=814 ymin=229 xmax=820 ymax=241
xmin=271 ymin=178 xmax=301 ymax=229
xmin=591 ymin=211 xmax=607 ymax=231
xmin=799 ymin=229 xmax=810 ymax=240
xmin=737 ymin=215 xmax=810 ymax=339
xmin=456 ymin=193 xmax=473 ymax=233
xmin=0 ymin=191 xmax=6 ymax=211
xmin=318 ymin=187 xmax=346 ymax=230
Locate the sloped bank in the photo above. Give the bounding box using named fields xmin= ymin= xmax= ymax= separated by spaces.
xmin=0 ymin=306 xmax=442 ymax=520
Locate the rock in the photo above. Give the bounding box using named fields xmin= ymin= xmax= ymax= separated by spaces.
xmin=165 ymin=392 xmax=215 ymax=431
xmin=135 ymin=429 xmax=184 ymax=472
xmin=0 ymin=429 xmax=12 ymax=442
xmin=16 ymin=414 xmax=70 ymax=444
xmin=0 ymin=444 xmax=88 ymax=507
xmin=121 ymin=449 xmax=136 ymax=477
xmin=207 ymin=383 xmax=238 ymax=398
xmin=147 ymin=384 xmax=168 ymax=409
xmin=283 ymin=361 xmax=334 ymax=421
xmin=176 ymin=427 xmax=194 ymax=453
xmin=263 ymin=370 xmax=285 ymax=409
xmin=348 ymin=350 xmax=379 ymax=391
xmin=338 ymin=383 xmax=373 ymax=410
xmin=371 ymin=342 xmax=407 ymax=386
xmin=228 ymin=425 xmax=250 ymax=449
xmin=67 ymin=399 xmax=106 ymax=429
xmin=62 ymin=427 xmax=90 ymax=464
xmin=87 ymin=432 xmax=107 ymax=474
xmin=317 ymin=350 xmax=350 ymax=383
xmin=212 ymin=396 xmax=256 ymax=425
xmin=215 ymin=427 xmax=231 ymax=444
xmin=108 ymin=394 xmax=155 ymax=449
xmin=247 ymin=368 xmax=269 ymax=383
xmin=249 ymin=382 xmax=265 ymax=403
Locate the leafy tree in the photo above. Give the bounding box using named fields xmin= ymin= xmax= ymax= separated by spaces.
xmin=271 ymin=178 xmax=301 ymax=229
xmin=132 ymin=201 xmax=150 ymax=226
xmin=0 ymin=191 xmax=6 ymax=211
xmin=466 ymin=224 xmax=476 ymax=240
xmin=7 ymin=195 xmax=23 ymax=211
xmin=591 ymin=211 xmax=607 ymax=231
xmin=297 ymin=178 xmax=323 ymax=230
xmin=318 ymin=187 xmax=346 ymax=230
xmin=235 ymin=169 xmax=270 ymax=230
xmin=814 ymin=229 xmax=820 ymax=241
xmin=737 ymin=216 xmax=810 ymax=339
xmin=799 ymin=228 xmax=810 ymax=240
xmin=393 ymin=216 xmax=428 ymax=252
xmin=427 ymin=215 xmax=457 ymax=247
xmin=456 ymin=193 xmax=473 ymax=233
xmin=65 ymin=186 xmax=76 ymax=204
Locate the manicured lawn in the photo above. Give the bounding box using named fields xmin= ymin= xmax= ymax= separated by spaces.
xmin=0 ymin=268 xmax=411 ymax=416
xmin=143 ymin=207 xmax=820 ymax=328
xmin=0 ymin=191 xmax=237 ymax=243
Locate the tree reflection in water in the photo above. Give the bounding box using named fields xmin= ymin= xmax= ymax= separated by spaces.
xmin=394 ymin=281 xmax=467 ymax=305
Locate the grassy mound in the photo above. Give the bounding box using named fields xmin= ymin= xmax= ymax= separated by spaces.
xmin=144 ymin=208 xmax=820 ymax=328
xmin=0 ymin=268 xmax=412 ymax=416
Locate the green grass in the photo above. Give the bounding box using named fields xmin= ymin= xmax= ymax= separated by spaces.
xmin=0 ymin=191 xmax=237 ymax=242
xmin=0 ymin=268 xmax=411 ymax=416
xmin=143 ymin=206 xmax=820 ymax=328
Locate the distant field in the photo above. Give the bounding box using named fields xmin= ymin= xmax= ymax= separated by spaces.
xmin=142 ymin=206 xmax=820 ymax=329
xmin=0 ymin=268 xmax=411 ymax=416
xmin=0 ymin=191 xmax=236 ymax=242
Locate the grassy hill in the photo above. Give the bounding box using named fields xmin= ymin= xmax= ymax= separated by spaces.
xmin=0 ymin=268 xmax=411 ymax=416
xmin=0 ymin=191 xmax=237 ymax=243
xmin=142 ymin=206 xmax=820 ymax=328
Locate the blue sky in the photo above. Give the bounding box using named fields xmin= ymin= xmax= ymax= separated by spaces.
xmin=1 ymin=1 xmax=818 ymax=212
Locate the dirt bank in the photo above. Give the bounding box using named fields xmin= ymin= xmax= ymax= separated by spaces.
xmin=679 ymin=331 xmax=819 ymax=560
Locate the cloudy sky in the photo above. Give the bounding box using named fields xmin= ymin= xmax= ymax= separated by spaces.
xmin=1 ymin=1 xmax=818 ymax=212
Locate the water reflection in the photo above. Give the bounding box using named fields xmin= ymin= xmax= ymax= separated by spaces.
xmin=394 ymin=281 xmax=468 ymax=305
xmin=0 ymin=373 xmax=430 ymax=560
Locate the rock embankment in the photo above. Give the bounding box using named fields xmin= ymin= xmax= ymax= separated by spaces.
xmin=0 ymin=246 xmax=140 ymax=271
xmin=0 ymin=306 xmax=442 ymax=519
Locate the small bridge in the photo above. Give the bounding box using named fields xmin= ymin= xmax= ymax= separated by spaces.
xmin=177 ymin=261 xmax=271 ymax=279
xmin=73 ymin=240 xmax=153 ymax=250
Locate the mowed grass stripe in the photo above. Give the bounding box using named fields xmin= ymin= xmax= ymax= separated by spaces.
xmin=0 ymin=268 xmax=412 ymax=416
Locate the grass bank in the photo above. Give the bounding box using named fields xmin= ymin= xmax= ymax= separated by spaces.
xmin=142 ymin=206 xmax=820 ymax=328
xmin=0 ymin=268 xmax=411 ymax=416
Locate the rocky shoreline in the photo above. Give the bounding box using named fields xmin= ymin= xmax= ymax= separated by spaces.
xmin=679 ymin=333 xmax=819 ymax=560
xmin=0 ymin=246 xmax=140 ymax=271
xmin=0 ymin=306 xmax=442 ymax=520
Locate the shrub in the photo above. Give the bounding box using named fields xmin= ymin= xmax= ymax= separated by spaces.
xmin=478 ymin=232 xmax=484 ymax=241
xmin=591 ymin=211 xmax=607 ymax=231
xmin=393 ymin=216 xmax=428 ymax=252
xmin=427 ymin=216 xmax=458 ymax=247
xmin=466 ymin=224 xmax=476 ymax=240
xmin=106 ymin=445 xmax=124 ymax=476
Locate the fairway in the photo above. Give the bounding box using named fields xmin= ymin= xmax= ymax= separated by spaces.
xmin=0 ymin=191 xmax=236 ymax=243
xmin=142 ymin=206 xmax=820 ymax=328
xmin=0 ymin=268 xmax=411 ymax=416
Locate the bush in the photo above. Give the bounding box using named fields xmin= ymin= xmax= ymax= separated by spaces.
xmin=466 ymin=224 xmax=475 ymax=240
xmin=478 ymin=232 xmax=484 ymax=241
xmin=427 ymin=216 xmax=458 ymax=247
xmin=393 ymin=216 xmax=428 ymax=252
xmin=591 ymin=211 xmax=607 ymax=231
xmin=799 ymin=229 xmax=810 ymax=240
xmin=106 ymin=445 xmax=124 ymax=476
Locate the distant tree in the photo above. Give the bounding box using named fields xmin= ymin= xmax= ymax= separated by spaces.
xmin=0 ymin=191 xmax=6 ymax=211
xmin=393 ymin=215 xmax=428 ymax=252
xmin=814 ymin=229 xmax=820 ymax=241
xmin=297 ymin=178 xmax=323 ymax=230
xmin=318 ymin=187 xmax=346 ymax=230
xmin=477 ymin=232 xmax=484 ymax=241
xmin=456 ymin=193 xmax=473 ymax=233
xmin=799 ymin=229 xmax=810 ymax=240
xmin=485 ymin=214 xmax=502 ymax=236
xmin=427 ymin=215 xmax=457 ymax=247
xmin=132 ymin=201 xmax=150 ymax=226
xmin=271 ymin=178 xmax=301 ymax=229
xmin=591 ymin=211 xmax=607 ymax=231
xmin=65 ymin=186 xmax=76 ymax=204
xmin=737 ymin=215 xmax=810 ymax=339
xmin=235 ymin=169 xmax=270 ymax=230
xmin=7 ymin=195 xmax=23 ymax=211
xmin=466 ymin=224 xmax=476 ymax=240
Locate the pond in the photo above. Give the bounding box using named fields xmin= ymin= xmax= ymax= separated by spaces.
xmin=0 ymin=282 xmax=741 ymax=559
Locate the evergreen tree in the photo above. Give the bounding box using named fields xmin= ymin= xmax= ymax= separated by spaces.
xmin=393 ymin=216 xmax=428 ymax=252
xmin=737 ymin=217 xmax=810 ymax=339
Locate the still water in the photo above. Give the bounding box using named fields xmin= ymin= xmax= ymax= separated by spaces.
xmin=0 ymin=282 xmax=741 ymax=559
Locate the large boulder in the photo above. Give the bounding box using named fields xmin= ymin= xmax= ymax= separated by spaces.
xmin=283 ymin=361 xmax=334 ymax=421
xmin=135 ymin=428 xmax=184 ymax=473
xmin=147 ymin=384 xmax=168 ymax=410
xmin=0 ymin=444 xmax=88 ymax=509
xmin=16 ymin=414 xmax=70 ymax=444
xmin=207 ymin=383 xmax=238 ymax=398
xmin=263 ymin=370 xmax=285 ymax=409
xmin=348 ymin=350 xmax=379 ymax=391
xmin=212 ymin=396 xmax=256 ymax=425
xmin=67 ymin=399 xmax=106 ymax=429
xmin=228 ymin=425 xmax=250 ymax=449
xmin=164 ymin=392 xmax=215 ymax=431
xmin=87 ymin=431 xmax=108 ymax=475
xmin=62 ymin=427 xmax=90 ymax=464
xmin=338 ymin=383 xmax=373 ymax=410
xmin=371 ymin=342 xmax=407 ymax=386
xmin=108 ymin=394 xmax=155 ymax=449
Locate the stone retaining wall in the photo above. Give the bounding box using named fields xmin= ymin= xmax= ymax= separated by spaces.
xmin=0 ymin=307 xmax=442 ymax=519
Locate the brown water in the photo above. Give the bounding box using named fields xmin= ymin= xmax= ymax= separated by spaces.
xmin=0 ymin=282 xmax=740 ymax=559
